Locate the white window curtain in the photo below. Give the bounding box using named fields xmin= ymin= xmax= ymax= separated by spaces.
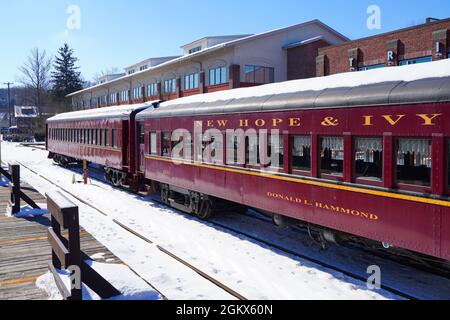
xmin=293 ymin=136 xmax=311 ymax=157
xmin=322 ymin=137 xmax=344 ymax=150
xmin=397 ymin=139 xmax=431 ymax=167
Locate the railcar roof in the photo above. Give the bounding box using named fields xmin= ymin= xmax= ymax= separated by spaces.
xmin=47 ymin=101 xmax=159 ymax=123
xmin=136 ymin=60 xmax=450 ymax=119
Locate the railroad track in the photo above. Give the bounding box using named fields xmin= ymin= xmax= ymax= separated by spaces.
xmin=13 ymin=161 xmax=247 ymax=301
xmin=14 ymin=160 xmax=420 ymax=300
xmin=19 ymin=143 xmax=47 ymax=151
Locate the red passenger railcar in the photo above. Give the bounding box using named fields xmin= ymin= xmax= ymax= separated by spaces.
xmin=136 ymin=66 xmax=450 ymax=264
xmin=46 ymin=102 xmax=156 ymax=188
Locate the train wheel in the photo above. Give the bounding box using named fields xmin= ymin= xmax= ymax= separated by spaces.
xmin=161 ymin=184 xmax=170 ymax=204
xmin=111 ymin=171 xmax=121 ymax=187
xmin=196 ymin=196 xmax=212 ymax=220
xmin=59 ymin=157 xmax=69 ymax=167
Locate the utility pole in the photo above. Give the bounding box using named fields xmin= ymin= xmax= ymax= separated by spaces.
xmin=3 ymin=82 xmax=14 ymax=128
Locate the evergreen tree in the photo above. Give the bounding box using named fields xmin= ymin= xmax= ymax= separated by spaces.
xmin=51 ymin=43 xmax=83 ymax=100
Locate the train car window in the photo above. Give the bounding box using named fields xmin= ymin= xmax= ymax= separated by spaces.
xmin=149 ymin=132 xmax=157 ymax=155
xmin=195 ymin=133 xmax=205 ymax=162
xmin=265 ymin=134 xmax=283 ymax=168
xmin=226 ymin=134 xmax=240 ymax=165
xmin=320 ymin=137 xmax=344 ymax=177
xmin=203 ymin=135 xmax=221 ymax=164
xmin=172 ymin=134 xmax=187 ymax=160
xmin=112 ymin=129 xmax=118 ymax=148
xmin=139 ymin=125 xmax=145 ymax=144
xmin=245 ymin=134 xmax=260 ymax=166
xmin=162 ymin=132 xmax=171 ymax=157
xmin=93 ymin=129 xmax=97 ymax=145
xmin=396 ymin=138 xmax=431 ymax=186
xmin=447 ymin=140 xmax=450 ymax=192
xmin=355 ymin=138 xmax=383 ymax=181
xmin=292 ymin=136 xmax=311 ymax=172
xmin=105 ymin=129 xmax=110 ymax=147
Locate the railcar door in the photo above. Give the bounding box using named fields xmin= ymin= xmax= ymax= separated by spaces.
xmin=137 ymin=123 xmax=145 ymax=172
xmin=122 ymin=120 xmax=129 ymax=167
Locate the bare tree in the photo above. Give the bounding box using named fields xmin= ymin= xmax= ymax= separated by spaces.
xmin=18 ymin=48 xmax=52 ymax=116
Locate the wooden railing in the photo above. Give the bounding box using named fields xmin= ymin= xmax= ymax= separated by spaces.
xmin=1 ymin=163 xmax=40 ymax=216
xmin=47 ymin=190 xmax=120 ymax=300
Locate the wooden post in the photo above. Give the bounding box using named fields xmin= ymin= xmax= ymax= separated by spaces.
xmin=83 ymin=160 xmax=88 ymax=185
xmin=8 ymin=164 xmax=21 ymax=215
xmin=0 ymin=134 xmax=2 ymax=180
xmin=47 ymin=191 xmax=120 ymax=300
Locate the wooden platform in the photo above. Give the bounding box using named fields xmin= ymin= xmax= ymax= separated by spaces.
xmin=0 ymin=178 xmax=121 ymax=300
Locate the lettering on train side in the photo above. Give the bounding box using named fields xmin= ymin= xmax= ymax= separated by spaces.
xmin=266 ymin=192 xmax=379 ymax=222
xmin=382 ymin=115 xmax=406 ymax=126
xmin=416 ymin=114 xmax=442 ymax=126
xmin=197 ymin=113 xmax=444 ymax=129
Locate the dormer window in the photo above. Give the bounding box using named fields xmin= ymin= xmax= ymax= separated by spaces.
xmin=139 ymin=65 xmax=148 ymax=71
xmin=189 ymin=46 xmax=202 ymax=54
xmin=128 ymin=69 xmax=135 ymax=75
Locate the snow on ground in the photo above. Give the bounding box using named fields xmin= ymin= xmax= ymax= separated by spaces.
xmin=6 ymin=204 xmax=48 ymax=218
xmin=4 ymin=142 xmax=448 ymax=300
xmin=36 ymin=260 xmax=162 ymax=300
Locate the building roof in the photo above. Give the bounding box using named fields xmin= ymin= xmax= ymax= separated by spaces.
xmin=14 ymin=106 xmax=38 ymax=118
xmin=319 ymin=17 xmax=450 ymax=51
xmin=282 ymin=36 xmax=325 ymax=49
xmin=136 ymin=59 xmax=450 ymax=119
xmin=67 ymin=19 xmax=350 ymax=98
xmin=180 ymin=35 xmax=252 ymax=48
xmin=124 ymin=56 xmax=182 ymax=70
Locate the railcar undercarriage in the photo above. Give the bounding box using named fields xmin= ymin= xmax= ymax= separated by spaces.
xmin=104 ymin=167 xmax=128 ymax=187
xmin=152 ymin=180 xmax=450 ymax=277
xmin=50 ymin=153 xmax=78 ymax=167
xmin=49 ymin=156 xmax=450 ymax=277
xmin=157 ymin=183 xmax=247 ymax=220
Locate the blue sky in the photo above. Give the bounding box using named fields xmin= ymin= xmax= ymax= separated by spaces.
xmin=1 ymin=0 xmax=449 ymax=85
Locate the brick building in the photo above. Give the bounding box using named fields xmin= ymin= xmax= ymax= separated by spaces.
xmin=68 ymin=20 xmax=348 ymax=109
xmin=316 ymin=18 xmax=450 ymax=76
